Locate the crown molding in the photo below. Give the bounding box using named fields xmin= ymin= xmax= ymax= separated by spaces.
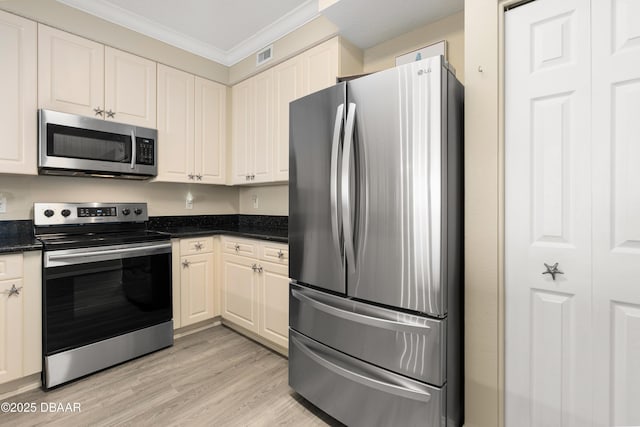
xmin=56 ymin=0 xmax=319 ymax=67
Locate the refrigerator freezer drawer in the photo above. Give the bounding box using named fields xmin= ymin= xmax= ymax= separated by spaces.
xmin=289 ymin=329 xmax=446 ymax=427
xmin=290 ymin=283 xmax=446 ymax=386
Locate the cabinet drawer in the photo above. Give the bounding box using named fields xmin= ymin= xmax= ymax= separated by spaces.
xmin=259 ymin=243 xmax=288 ymax=264
xmin=179 ymin=237 xmax=214 ymax=255
xmin=222 ymin=238 xmax=257 ymax=257
xmin=0 ymin=254 xmax=23 ymax=281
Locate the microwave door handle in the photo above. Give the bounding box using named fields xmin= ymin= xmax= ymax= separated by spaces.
xmin=130 ymin=130 xmax=136 ymax=169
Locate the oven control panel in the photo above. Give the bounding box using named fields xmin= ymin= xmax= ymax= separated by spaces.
xmin=34 ymin=203 xmax=148 ymax=225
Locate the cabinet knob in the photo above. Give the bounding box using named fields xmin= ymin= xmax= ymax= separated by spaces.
xmin=257 ymin=264 xmax=263 ymax=273
xmin=251 ymin=263 xmax=262 ymax=273
xmin=196 ymin=175 xmax=202 ymax=181
xmin=106 ymin=109 xmax=115 ymax=118
xmin=2 ymin=284 xmax=22 ymax=297
xmin=93 ymin=107 xmax=104 ymax=117
xmin=277 ymin=250 xmax=284 ymax=259
xmin=251 ymin=174 xmax=255 ymax=180
xmin=182 ymin=260 xmax=190 ymax=268
xmin=188 ymin=174 xmax=194 ymax=180
xmin=234 ymin=244 xmax=240 ymax=252
xmin=542 ymin=262 xmax=564 ymax=280
xmin=245 ymin=175 xmax=250 ymax=181
xmin=195 ymin=242 xmax=203 ymax=250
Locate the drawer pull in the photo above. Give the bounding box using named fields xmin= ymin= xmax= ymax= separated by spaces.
xmin=2 ymin=284 xmax=22 ymax=297
xmin=234 ymin=244 xmax=240 ymax=252
xmin=277 ymin=250 xmax=284 ymax=259
xmin=195 ymin=242 xmax=203 ymax=250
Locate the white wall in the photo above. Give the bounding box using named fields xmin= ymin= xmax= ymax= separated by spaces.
xmin=0 ymin=176 xmax=238 ymax=220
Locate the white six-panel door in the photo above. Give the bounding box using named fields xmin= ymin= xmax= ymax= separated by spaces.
xmin=506 ymin=1 xmax=592 ymax=425
xmin=506 ymin=1 xmax=640 ymax=426
xmin=591 ymin=1 xmax=640 ymax=425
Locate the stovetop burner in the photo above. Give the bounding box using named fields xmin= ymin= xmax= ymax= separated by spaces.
xmin=34 ymin=202 xmax=169 ymax=250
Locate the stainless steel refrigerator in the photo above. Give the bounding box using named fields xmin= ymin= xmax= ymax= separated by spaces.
xmin=288 ymin=56 xmax=464 ymax=427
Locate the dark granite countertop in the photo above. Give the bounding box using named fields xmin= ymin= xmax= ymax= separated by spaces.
xmin=148 ymin=215 xmax=288 ymax=243
xmin=0 ymin=220 xmax=42 ymax=254
xmin=153 ymin=226 xmax=288 ymax=243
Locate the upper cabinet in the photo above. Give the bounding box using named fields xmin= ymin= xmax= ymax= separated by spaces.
xmin=0 ymin=11 xmax=37 ymax=175
xmin=104 ymin=47 xmax=157 ymax=128
xmin=157 ymin=64 xmax=226 ymax=185
xmin=231 ymin=37 xmax=362 ymax=185
xmin=38 ymin=25 xmax=156 ymax=128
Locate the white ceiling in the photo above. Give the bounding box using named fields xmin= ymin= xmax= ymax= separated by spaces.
xmin=56 ymin=0 xmax=463 ymax=67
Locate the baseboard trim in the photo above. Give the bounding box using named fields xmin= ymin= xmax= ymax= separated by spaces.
xmin=0 ymin=373 xmax=41 ymax=400
xmin=221 ymin=319 xmax=288 ymax=357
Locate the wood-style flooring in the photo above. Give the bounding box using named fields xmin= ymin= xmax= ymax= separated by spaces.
xmin=1 ymin=325 xmax=342 ymax=427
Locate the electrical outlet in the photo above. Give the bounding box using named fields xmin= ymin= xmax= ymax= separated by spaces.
xmin=0 ymin=194 xmax=6 ymax=213
xmin=186 ymin=192 xmax=193 ymax=210
xmin=252 ymin=194 xmax=259 ymax=209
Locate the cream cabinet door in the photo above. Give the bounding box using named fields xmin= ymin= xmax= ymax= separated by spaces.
xmin=38 ymin=24 xmax=104 ymax=118
xmin=252 ymin=70 xmax=273 ymax=183
xmin=104 ymin=47 xmax=156 ymax=127
xmin=195 ymin=77 xmax=226 ymax=184
xmin=0 ymin=279 xmax=23 ymax=384
xmin=259 ymin=262 xmax=289 ymax=349
xmin=0 ymin=11 xmax=37 ymax=175
xmin=221 ymin=254 xmax=259 ymax=333
xmin=272 ymin=56 xmax=304 ymax=182
xmin=157 ymin=64 xmax=194 ymax=183
xmin=231 ymin=79 xmax=254 ymax=184
xmin=303 ymin=38 xmax=339 ymax=96
xmin=180 ymin=253 xmax=215 ymax=327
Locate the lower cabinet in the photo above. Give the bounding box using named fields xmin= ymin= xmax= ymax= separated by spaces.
xmin=180 ymin=252 xmax=215 ymax=327
xmin=221 ymin=254 xmax=259 ymax=333
xmin=221 ymin=237 xmax=289 ymax=351
xmin=0 ymin=252 xmax=41 ymax=385
xmin=172 ymin=236 xmax=218 ymax=329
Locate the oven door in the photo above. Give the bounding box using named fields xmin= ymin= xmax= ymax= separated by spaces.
xmin=43 ymin=241 xmax=172 ymax=355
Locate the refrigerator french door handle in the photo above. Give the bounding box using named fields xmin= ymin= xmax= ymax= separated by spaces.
xmin=291 ymin=332 xmax=432 ymax=403
xmin=330 ymin=103 xmax=345 ymax=259
xmin=291 ymin=287 xmax=432 ymax=333
xmin=342 ymin=102 xmax=357 ymax=273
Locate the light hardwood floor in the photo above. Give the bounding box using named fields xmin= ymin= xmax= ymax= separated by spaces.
xmin=2 ymin=326 xmax=342 ymax=427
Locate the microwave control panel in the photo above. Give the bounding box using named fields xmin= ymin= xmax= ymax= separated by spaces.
xmin=136 ymin=138 xmax=155 ymax=165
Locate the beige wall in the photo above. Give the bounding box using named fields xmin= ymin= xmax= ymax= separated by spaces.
xmin=464 ymin=1 xmax=503 ymax=427
xmin=0 ymin=0 xmax=228 ymax=83
xmin=0 ymin=176 xmax=238 ymax=220
xmin=238 ymin=185 xmax=288 ymax=216
xmin=363 ymin=10 xmax=465 ymax=83
xmin=228 ymin=16 xmax=339 ymax=85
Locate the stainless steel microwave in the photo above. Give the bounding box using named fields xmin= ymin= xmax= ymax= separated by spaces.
xmin=38 ymin=109 xmax=158 ymax=179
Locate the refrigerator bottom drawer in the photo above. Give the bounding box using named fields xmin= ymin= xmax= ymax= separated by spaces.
xmin=289 ymin=329 xmax=446 ymax=427
xmin=290 ymin=283 xmax=446 ymax=385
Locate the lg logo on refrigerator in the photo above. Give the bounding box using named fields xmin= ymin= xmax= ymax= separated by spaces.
xmin=417 ymin=68 xmax=432 ymax=75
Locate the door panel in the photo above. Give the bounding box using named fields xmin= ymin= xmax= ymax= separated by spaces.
xmin=195 ymin=77 xmax=226 ymax=184
xmin=289 ymin=83 xmax=346 ymax=294
xmin=0 ymin=11 xmax=37 ymax=175
xmin=157 ymin=65 xmax=194 ymax=183
xmin=505 ymin=1 xmax=592 ymax=426
xmin=180 ymin=253 xmax=214 ymax=327
xmin=231 ymin=79 xmax=253 ymax=184
xmin=38 ymin=25 xmax=104 ymax=117
xmin=592 ymin=1 xmax=640 ymax=425
xmin=222 ymin=255 xmax=258 ymax=333
xmin=104 ymin=47 xmax=156 ymax=128
xmin=345 ymin=57 xmax=446 ymax=316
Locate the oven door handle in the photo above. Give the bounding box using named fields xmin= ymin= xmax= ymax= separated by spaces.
xmin=45 ymin=243 xmax=171 ymax=267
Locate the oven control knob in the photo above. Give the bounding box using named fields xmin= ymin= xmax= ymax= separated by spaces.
xmin=134 ymin=208 xmax=143 ymax=216
xmin=61 ymin=209 xmax=71 ymax=217
xmin=44 ymin=209 xmax=54 ymax=218
xmin=122 ymin=208 xmax=131 ymax=216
